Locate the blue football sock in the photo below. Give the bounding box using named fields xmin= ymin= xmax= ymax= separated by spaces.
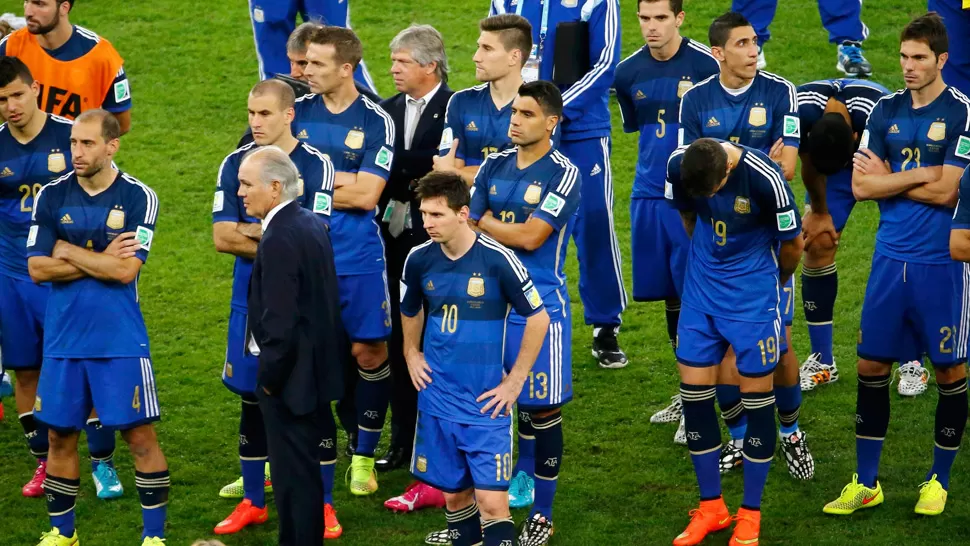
xmin=446 ymin=502 xmax=482 ymax=546
xmin=136 ymin=470 xmax=170 ymax=539
xmin=774 ymin=383 xmax=801 ymax=436
xmin=856 ymin=374 xmax=891 ymax=488
xmin=665 ymin=300 xmax=681 ymax=355
xmin=482 ymin=518 xmax=515 ymax=546
xmin=85 ymin=418 xmax=115 ymax=471
xmin=355 ymin=361 xmax=391 ymax=457
xmin=531 ymin=411 xmax=562 ymax=520
xmin=716 ymin=384 xmax=746 ymax=441
xmin=682 ymin=384 xmax=722 ymax=501
xmin=514 ymin=412 xmax=536 ymax=479
xmin=929 ymin=379 xmax=968 ymax=489
xmin=741 ymin=392 xmax=776 ymax=510
xmin=19 ymin=411 xmax=49 ymax=460
xmin=44 ymin=474 xmax=78 ymax=537
xmin=239 ymin=396 xmax=267 ymax=508
xmin=802 ymin=264 xmax=837 ymax=364
xmin=320 ymin=406 xmax=337 ymax=505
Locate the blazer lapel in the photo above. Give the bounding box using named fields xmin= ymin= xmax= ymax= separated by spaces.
xmin=410 ymin=85 xmax=450 ymax=148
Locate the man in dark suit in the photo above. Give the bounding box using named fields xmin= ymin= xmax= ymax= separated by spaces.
xmin=376 ymin=25 xmax=454 ymax=481
xmin=240 ymin=146 xmax=344 ymax=545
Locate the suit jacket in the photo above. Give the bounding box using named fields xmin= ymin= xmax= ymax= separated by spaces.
xmin=379 ymin=83 xmax=454 ymax=248
xmin=248 ymin=201 xmax=344 ymax=415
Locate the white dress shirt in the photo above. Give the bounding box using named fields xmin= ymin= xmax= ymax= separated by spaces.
xmin=404 ymin=82 xmax=442 ymax=150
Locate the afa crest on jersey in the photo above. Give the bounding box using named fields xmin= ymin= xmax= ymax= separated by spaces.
xmin=927 ymin=121 xmax=946 ymax=142
xmin=734 ymin=196 xmax=751 ymax=214
xmin=524 ymin=183 xmax=542 ymax=205
xmin=106 ymin=208 xmax=125 ymax=230
xmin=677 ymin=80 xmax=693 ymax=98
xmin=344 ymin=129 xmax=364 ymax=150
xmin=748 ymin=107 xmax=767 ymax=127
xmin=48 ymin=152 xmax=66 ymax=173
xmin=467 ymin=275 xmax=485 ymax=297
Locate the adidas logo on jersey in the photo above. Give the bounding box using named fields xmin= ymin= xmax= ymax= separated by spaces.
xmin=426 ymin=280 xmax=435 ymax=291
xmin=634 ymin=90 xmax=646 ymax=100
xmin=296 ymin=129 xmax=309 ymax=139
xmin=490 ymin=184 xmax=497 ymax=195
xmin=60 ymin=213 xmax=73 ymax=224
xmin=590 ymin=163 xmax=602 ymax=176
xmin=0 ymin=167 xmax=13 ymax=177
xmin=466 ymin=121 xmax=478 ymax=132
xmin=889 ymin=124 xmax=900 ymax=134
xmin=706 ymin=117 xmax=720 ymax=128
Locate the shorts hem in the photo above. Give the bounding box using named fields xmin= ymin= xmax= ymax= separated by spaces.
xmin=677 ymin=357 xmax=718 ymax=368
xmin=739 ymin=367 xmax=777 ymax=378
xmin=349 ymin=335 xmax=391 ymax=344
xmin=411 ymin=475 xmax=468 ymax=494
xmin=856 ymin=352 xmax=896 ymax=365
xmin=928 ymin=359 xmax=967 ymax=369
xmin=473 ymin=484 xmax=510 ymax=492
xmin=517 ymin=400 xmax=570 ymax=412
xmin=2 ymin=362 xmax=42 ymax=371
xmin=633 ymin=294 xmax=678 ymax=303
xmin=223 ymin=380 xmax=256 ymax=397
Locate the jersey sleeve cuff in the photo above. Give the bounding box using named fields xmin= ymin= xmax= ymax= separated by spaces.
xmin=952 ymin=223 xmax=970 ymax=231
xmin=400 ymin=306 xmax=421 ymax=318
xmin=358 ymin=167 xmax=390 ymax=181
xmin=776 ymin=229 xmax=801 ymax=241
xmin=531 ymin=213 xmax=563 ymax=232
xmin=26 ymin=250 xmax=52 ymax=258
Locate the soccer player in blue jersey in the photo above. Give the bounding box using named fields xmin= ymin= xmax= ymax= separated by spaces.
xmin=614 ymin=0 xmax=718 ymax=429
xmin=794 ymin=78 xmax=890 ymax=393
xmin=402 ymin=171 xmax=549 ymax=546
xmin=469 ymin=81 xmax=579 ymax=546
xmin=490 ymin=0 xmax=628 ymax=368
xmin=434 ymin=14 xmax=529 ymax=185
xmin=667 ymin=138 xmax=803 ymax=546
xmin=679 ymin=12 xmax=812 ymax=480
xmin=824 ymin=13 xmax=970 ymax=517
xmin=27 ymin=109 xmax=168 ymax=546
xmin=211 ymin=79 xmax=340 ymax=537
xmin=0 ymin=57 xmax=122 ymax=500
xmin=293 ymin=25 xmax=395 ymax=496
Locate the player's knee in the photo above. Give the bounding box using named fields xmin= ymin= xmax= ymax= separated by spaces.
xmin=121 ymin=425 xmax=159 ymax=459
xmin=14 ymin=370 xmax=39 ymax=391
xmin=935 ymin=364 xmax=967 ymax=384
xmin=443 ymin=489 xmax=474 ymax=511
xmin=47 ymin=428 xmax=79 ymax=453
xmin=858 ymin=359 xmax=892 ymax=376
xmin=352 ymin=342 xmax=387 ymax=370
xmin=805 ymin=235 xmax=837 ymax=266
xmin=477 ymin=498 xmax=511 ymax=521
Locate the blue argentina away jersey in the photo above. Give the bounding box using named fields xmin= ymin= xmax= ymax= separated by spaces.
xmin=27 ymin=170 xmax=158 ymax=357
xmin=679 ymin=71 xmax=800 ymax=153
xmin=953 ymin=166 xmax=970 ymax=230
xmin=0 ymin=115 xmax=73 ymax=280
xmin=469 ymin=149 xmax=580 ymax=320
xmin=440 ymin=83 xmax=515 ymax=167
xmin=401 ymin=234 xmax=543 ymax=425
xmin=797 ymin=78 xmax=889 ymax=138
xmin=861 ymin=87 xmax=970 ymax=263
xmin=666 ymin=143 xmax=800 ymax=322
xmin=213 ymin=141 xmax=335 ymax=311
xmin=293 ymin=93 xmax=393 ymax=275
xmin=614 ymin=38 xmax=719 ymax=199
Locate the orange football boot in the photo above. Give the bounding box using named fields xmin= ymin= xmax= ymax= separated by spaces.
xmin=673 ymin=497 xmax=731 ymax=546
xmin=729 ymin=507 xmax=761 ymax=545
xmin=324 ymin=503 xmax=343 ymax=539
xmin=214 ymin=499 xmax=269 ymax=535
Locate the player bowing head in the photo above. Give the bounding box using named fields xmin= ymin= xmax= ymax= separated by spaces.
xmin=679 ymin=138 xmax=732 ymax=197
xmin=418 ymin=172 xmax=472 ymax=243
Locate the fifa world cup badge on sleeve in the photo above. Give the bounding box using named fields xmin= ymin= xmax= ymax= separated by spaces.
xmin=777 ymin=210 xmax=797 ymax=231
xmin=106 ymin=208 xmax=125 ymax=230
xmin=313 ymin=193 xmax=332 ymax=216
xmin=136 ymin=226 xmax=154 ymax=250
xmin=48 ymin=152 xmax=66 ymax=173
xmin=957 ymin=136 xmax=970 ymax=160
xmin=927 ymin=121 xmax=946 ymax=142
xmin=345 ymin=129 xmax=365 ymax=150
xmin=467 ymin=275 xmax=485 ymax=297
xmin=524 ymin=183 xmax=542 ymax=205
xmin=748 ymin=106 xmax=767 ymax=127
xmin=784 ymin=115 xmax=800 ymax=138
xmin=213 ymin=190 xmax=224 ymax=213
xmin=297 ymin=176 xmax=304 ymax=197
xmin=376 ymin=147 xmax=394 ymax=171
xmin=540 ymin=193 xmax=565 ymax=217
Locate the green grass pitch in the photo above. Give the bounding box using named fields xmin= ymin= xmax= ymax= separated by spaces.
xmin=0 ymin=0 xmax=962 ymax=544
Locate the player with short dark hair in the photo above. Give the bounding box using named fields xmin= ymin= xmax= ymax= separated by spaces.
xmin=1 ymin=0 xmax=132 ymax=133
xmin=0 ymin=56 xmax=127 ymax=501
xmin=679 ymin=11 xmax=812 ymax=481
xmin=667 ymin=137 xmax=803 ymax=546
xmin=433 ymin=14 xmax=532 ymax=187
xmin=403 ymin=171 xmax=549 ymax=546
xmin=293 ymin=25 xmax=397 ymax=497
xmin=469 ymin=80 xmax=579 ymax=546
xmin=211 ymin=79 xmax=339 ymax=537
xmin=614 ymin=0 xmax=718 ymax=431
xmin=824 ymin=12 xmax=970 ymax=518
xmin=27 ymin=108 xmax=168 ymax=546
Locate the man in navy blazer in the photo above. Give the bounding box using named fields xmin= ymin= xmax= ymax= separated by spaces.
xmin=240 ymin=145 xmax=344 ymax=545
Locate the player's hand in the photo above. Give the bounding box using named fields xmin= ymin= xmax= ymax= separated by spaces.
xmin=432 ymin=139 xmax=459 ymax=174
xmin=236 ymin=222 xmax=262 ymax=241
xmin=768 ymin=138 xmax=785 ymax=165
xmin=406 ymin=351 xmax=433 ymax=390
xmin=802 ymin=210 xmax=839 ymax=249
xmin=52 ymin=239 xmax=71 ymax=260
xmin=852 ymin=149 xmax=890 ymax=175
xmin=477 ymin=374 xmax=526 ymax=419
xmin=104 ymin=232 xmax=141 ymax=259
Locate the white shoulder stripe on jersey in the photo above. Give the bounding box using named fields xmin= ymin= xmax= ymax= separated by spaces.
xmin=0 ymin=124 xmax=6 ymax=135
xmin=549 ymin=152 xmax=579 ymax=195
xmin=745 ymin=153 xmax=789 ymax=208
xmin=74 ymin=26 xmax=102 ymax=44
xmin=402 ymin=239 xmax=435 ymax=280
xmin=561 ymin=0 xmax=618 ymax=106
xmin=216 ymin=142 xmax=257 ymax=189
xmin=295 ymin=93 xmax=317 ymax=103
xmin=48 ymin=114 xmax=74 ymax=126
xmin=32 ymin=172 xmax=75 ymax=222
xmin=362 ymin=96 xmax=395 ymax=146
xmin=686 ymin=39 xmax=717 ymax=61
xmin=759 ymin=71 xmax=798 ymax=111
xmin=302 ymin=143 xmax=335 ymax=191
xmin=617 ymin=46 xmax=644 ymax=68
xmin=479 ymin=235 xmax=528 ymax=282
xmin=121 ymin=173 xmax=159 ymax=224
xmin=946 ymin=87 xmax=970 ymax=132
xmin=864 ymin=91 xmax=905 ymax=127
xmin=0 ymin=34 xmax=9 ymax=49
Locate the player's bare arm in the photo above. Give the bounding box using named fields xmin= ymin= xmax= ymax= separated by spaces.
xmin=333 ymin=171 xmax=385 ymax=210
xmin=768 ymin=138 xmax=797 ymax=181
xmin=478 ymin=307 xmax=549 ymax=419
xmin=333 ymin=171 xmax=357 ymax=187
xmin=52 ymin=238 xmax=143 ymax=284
xmin=401 ymin=308 xmax=432 ymax=390
xmin=476 ymin=210 xmax=554 ymax=251
xmin=27 ymin=255 xmax=85 ymax=283
xmin=114 ymin=110 xmax=131 ymax=136
xmin=679 ymin=211 xmax=697 ymax=237
xmin=902 ymin=164 xmax=962 ymax=207
xmin=212 ymin=221 xmax=258 ymax=259
xmin=778 ymin=235 xmax=805 ymax=286
xmin=799 ymin=152 xmax=839 ymax=247
xmin=950 ymin=228 xmax=970 ymax=262
xmin=851 ymin=148 xmax=940 ymax=200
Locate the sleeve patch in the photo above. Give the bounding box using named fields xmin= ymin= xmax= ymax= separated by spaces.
xmin=956 ymin=135 xmax=970 ymax=160
xmin=312 ymin=192 xmax=332 ymax=216
xmin=375 ymin=146 xmax=393 ymax=171
xmin=212 ymin=190 xmax=224 ymax=213
xmin=114 ymin=79 xmax=131 ymax=103
xmin=26 ymin=225 xmax=37 ymax=247
xmin=776 ymin=210 xmax=797 ymax=231
xmin=539 ymin=193 xmax=566 ymax=217
xmin=525 ymin=286 xmax=542 ymax=310
xmin=135 ymin=226 xmax=154 ymax=251
xmin=439 ymin=127 xmax=454 ymax=151
xmin=400 ymin=280 xmax=408 ymax=303
xmin=783 ymin=115 xmax=800 ymax=138
xmin=859 ymin=129 xmax=870 ymax=150
xmin=664 ymin=181 xmax=674 ymax=200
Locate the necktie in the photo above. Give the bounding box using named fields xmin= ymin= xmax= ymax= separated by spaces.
xmin=405 ymin=98 xmax=425 ymax=150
